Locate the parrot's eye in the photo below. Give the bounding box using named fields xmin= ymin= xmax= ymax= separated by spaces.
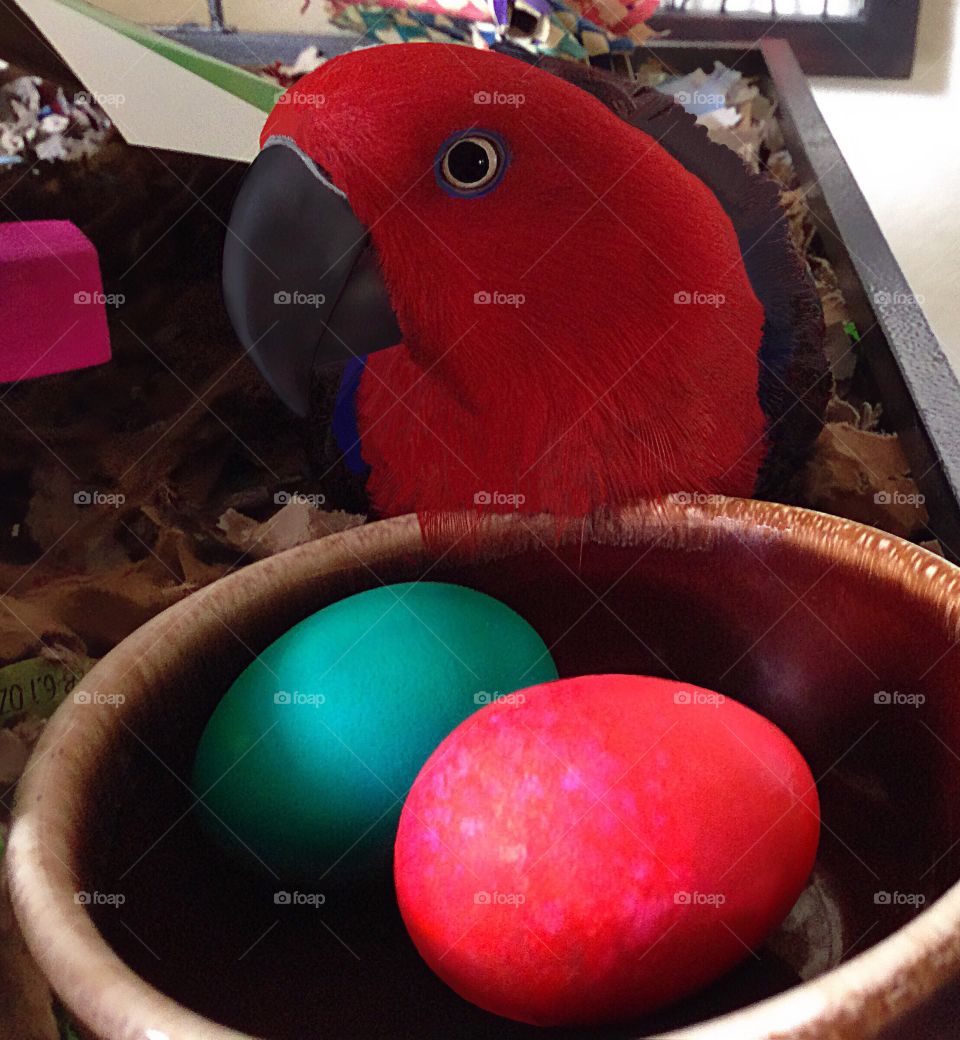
xmin=437 ymin=132 xmax=507 ymax=197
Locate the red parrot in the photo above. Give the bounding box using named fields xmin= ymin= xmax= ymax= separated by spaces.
xmin=223 ymin=44 xmax=826 ymax=537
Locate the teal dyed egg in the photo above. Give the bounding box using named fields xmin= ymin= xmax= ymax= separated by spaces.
xmin=191 ymin=582 xmax=557 ymax=883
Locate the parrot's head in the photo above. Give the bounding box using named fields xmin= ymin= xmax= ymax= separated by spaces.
xmin=223 ymin=43 xmax=750 ymax=419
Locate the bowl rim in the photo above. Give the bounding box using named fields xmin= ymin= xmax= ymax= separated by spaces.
xmin=8 ymin=498 xmax=960 ymax=1040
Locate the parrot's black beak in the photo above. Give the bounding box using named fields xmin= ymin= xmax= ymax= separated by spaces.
xmin=222 ymin=137 xmax=401 ymax=417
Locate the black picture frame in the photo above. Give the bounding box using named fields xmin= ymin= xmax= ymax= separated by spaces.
xmin=648 ymin=0 xmax=922 ymax=77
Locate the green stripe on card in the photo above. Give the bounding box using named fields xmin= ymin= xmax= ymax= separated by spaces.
xmin=52 ymin=0 xmax=284 ymax=112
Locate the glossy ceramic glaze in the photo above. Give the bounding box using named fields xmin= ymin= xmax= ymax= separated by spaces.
xmin=8 ymin=499 xmax=960 ymax=1040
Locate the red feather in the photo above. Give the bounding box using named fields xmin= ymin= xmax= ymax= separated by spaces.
xmin=270 ymin=46 xmax=772 ymax=539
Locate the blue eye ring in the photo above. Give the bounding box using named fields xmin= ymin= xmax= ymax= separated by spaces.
xmin=435 ymin=130 xmax=509 ymax=199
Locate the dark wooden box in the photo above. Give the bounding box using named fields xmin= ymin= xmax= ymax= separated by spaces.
xmin=624 ymin=37 xmax=960 ymax=564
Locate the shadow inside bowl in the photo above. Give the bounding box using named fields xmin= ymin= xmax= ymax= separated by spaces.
xmin=54 ymin=508 xmax=960 ymax=1038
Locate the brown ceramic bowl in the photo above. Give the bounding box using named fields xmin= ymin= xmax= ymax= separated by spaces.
xmin=9 ymin=499 xmax=960 ymax=1040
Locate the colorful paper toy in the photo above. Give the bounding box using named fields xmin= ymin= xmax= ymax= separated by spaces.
xmin=329 ymin=0 xmax=654 ymax=59
xmin=9 ymin=0 xmax=283 ymax=161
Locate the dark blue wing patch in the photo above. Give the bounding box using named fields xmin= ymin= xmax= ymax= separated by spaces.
xmin=332 ymin=355 xmax=370 ymax=477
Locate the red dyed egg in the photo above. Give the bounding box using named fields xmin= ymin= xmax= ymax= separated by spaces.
xmin=394 ymin=675 xmax=819 ymax=1026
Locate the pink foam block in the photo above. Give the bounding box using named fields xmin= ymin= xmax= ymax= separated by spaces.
xmin=0 ymin=220 xmax=112 ymax=383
